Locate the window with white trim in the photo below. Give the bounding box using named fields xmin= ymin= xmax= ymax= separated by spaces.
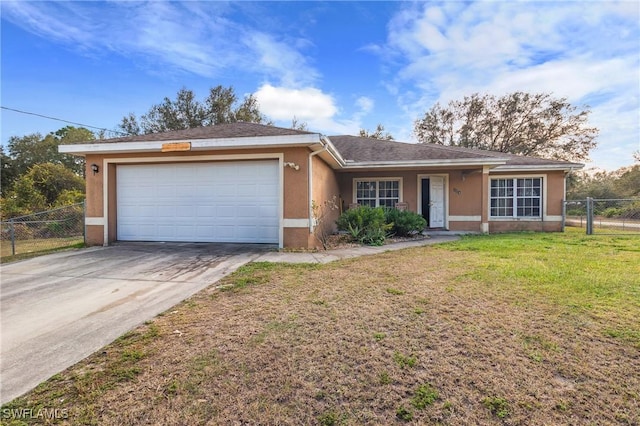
xmin=355 ymin=179 xmax=400 ymax=208
xmin=490 ymin=178 xmax=542 ymax=218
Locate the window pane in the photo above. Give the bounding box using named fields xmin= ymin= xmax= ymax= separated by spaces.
xmin=378 ymin=180 xmax=400 ymax=207
xmin=490 ymin=179 xmax=514 ymax=217
xmin=355 ymin=179 xmax=399 ymax=208
xmin=514 ymin=178 xmax=541 ymax=217
xmin=356 ymin=181 xmax=377 ymax=206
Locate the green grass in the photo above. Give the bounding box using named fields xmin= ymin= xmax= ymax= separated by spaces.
xmin=0 ymin=238 xmax=84 ymax=262
xmin=393 ymin=351 xmax=417 ymax=369
xmin=3 ymin=230 xmax=638 ymax=425
xmin=445 ymin=229 xmax=639 ymax=325
xmin=412 ymin=383 xmax=439 ymax=409
xmin=483 ymin=396 xmax=510 ymax=418
xmin=220 ymin=262 xmax=319 ymax=291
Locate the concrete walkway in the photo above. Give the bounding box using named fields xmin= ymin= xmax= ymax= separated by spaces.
xmin=256 ymin=234 xmax=460 ymax=263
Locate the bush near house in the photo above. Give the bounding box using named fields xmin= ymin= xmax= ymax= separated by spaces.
xmin=336 ymin=206 xmax=426 ymax=245
xmin=336 ymin=206 xmax=390 ymax=245
xmin=384 ymin=208 xmax=427 ymax=237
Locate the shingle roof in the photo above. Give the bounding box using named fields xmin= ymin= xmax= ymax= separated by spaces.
xmin=69 ymin=122 xmax=580 ymax=168
xmin=328 ymin=135 xmax=581 ymax=167
xmin=328 ymin=135 xmax=499 ymax=162
xmin=99 ymin=122 xmax=314 ymax=143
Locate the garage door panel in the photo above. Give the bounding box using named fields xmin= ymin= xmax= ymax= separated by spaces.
xmin=117 ymin=161 xmax=279 ymax=243
xmin=216 ymin=205 xmax=235 ymax=217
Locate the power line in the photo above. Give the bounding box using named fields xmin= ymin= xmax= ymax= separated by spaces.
xmin=1 ymin=106 xmax=129 ymax=136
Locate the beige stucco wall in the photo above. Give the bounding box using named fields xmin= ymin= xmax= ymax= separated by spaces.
xmin=85 ymin=225 xmax=103 ymax=246
xmin=338 ymin=170 xmax=420 ymax=212
xmin=307 ymin=154 xmax=340 ymax=248
xmin=82 ymin=145 xmax=568 ymax=247
xmin=337 ymin=168 xmax=484 ymax=215
xmin=487 ymin=170 xmax=565 ymax=216
xmin=489 ymin=221 xmax=562 ymax=232
xmin=447 ymin=169 xmax=483 ymax=216
xmin=336 ymin=167 xmax=567 ymax=234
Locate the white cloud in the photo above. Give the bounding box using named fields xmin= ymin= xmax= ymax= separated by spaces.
xmin=255 ymin=84 xmax=336 ymax=120
xmin=246 ymin=33 xmax=319 ymax=87
xmin=255 ymin=84 xmax=374 ymax=135
xmin=377 ymin=1 xmax=640 ymax=169
xmin=1 ymin=1 xmax=318 ymax=86
xmin=355 ymin=97 xmax=374 ymax=114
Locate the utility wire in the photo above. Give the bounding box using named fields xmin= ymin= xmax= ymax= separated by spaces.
xmin=1 ymin=106 xmax=129 ymax=136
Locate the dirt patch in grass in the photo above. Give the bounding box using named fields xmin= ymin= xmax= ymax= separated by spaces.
xmin=4 ymin=233 xmax=639 ymax=425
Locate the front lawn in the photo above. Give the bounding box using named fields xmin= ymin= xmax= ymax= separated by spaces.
xmin=3 ymin=230 xmax=639 ymax=425
xmin=0 ymin=237 xmax=84 ymax=262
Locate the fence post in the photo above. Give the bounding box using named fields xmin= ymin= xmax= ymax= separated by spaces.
xmin=561 ymin=200 xmax=566 ymax=232
xmin=9 ymin=218 xmax=16 ymax=256
xmin=83 ymin=200 xmax=87 ymax=246
xmin=586 ymin=197 xmax=593 ymax=235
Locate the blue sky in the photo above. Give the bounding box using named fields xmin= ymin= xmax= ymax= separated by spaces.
xmin=1 ymin=1 xmax=639 ymax=170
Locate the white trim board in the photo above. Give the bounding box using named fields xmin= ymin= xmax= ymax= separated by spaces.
xmin=60 ymin=134 xmax=322 ymax=155
xmin=85 ymin=217 xmax=105 ymax=226
xmin=449 ymin=215 xmax=481 ymax=222
xmin=283 ymin=218 xmax=310 ymax=228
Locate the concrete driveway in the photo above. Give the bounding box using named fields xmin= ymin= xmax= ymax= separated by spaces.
xmin=0 ymin=243 xmax=271 ymax=404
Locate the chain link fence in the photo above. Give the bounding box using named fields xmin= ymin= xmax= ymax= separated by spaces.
xmin=1 ymin=203 xmax=85 ymax=258
xmin=564 ymin=198 xmax=640 ymax=235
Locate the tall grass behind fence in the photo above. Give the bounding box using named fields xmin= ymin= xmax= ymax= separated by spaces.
xmin=1 ymin=203 xmax=85 ymax=258
xmin=564 ymin=198 xmax=640 ymax=234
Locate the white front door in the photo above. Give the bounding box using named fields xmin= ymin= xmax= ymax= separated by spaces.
xmin=429 ymin=176 xmax=445 ymax=228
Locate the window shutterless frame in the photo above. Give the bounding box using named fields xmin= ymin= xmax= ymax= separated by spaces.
xmin=353 ymin=178 xmax=402 ymax=208
xmin=490 ymin=177 xmax=542 ymax=218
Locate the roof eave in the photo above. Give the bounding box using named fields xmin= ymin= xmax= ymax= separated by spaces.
xmin=58 ymin=133 xmax=323 ymax=156
xmin=492 ymin=163 xmax=584 ymax=172
xmin=317 ymin=136 xmax=347 ymax=168
xmin=340 ymin=158 xmax=507 ymax=169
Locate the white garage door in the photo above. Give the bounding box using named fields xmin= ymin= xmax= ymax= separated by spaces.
xmin=116 ymin=161 xmax=279 ymax=243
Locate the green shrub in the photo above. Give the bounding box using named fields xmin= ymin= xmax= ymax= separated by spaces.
xmin=360 ymin=225 xmax=387 ymax=245
xmin=336 ymin=206 xmax=390 ymax=245
xmin=602 ymin=207 xmax=622 ymax=218
xmin=384 ymin=208 xmax=427 ymax=236
xmin=619 ymin=201 xmax=640 ymax=219
xmin=336 ymin=206 xmax=427 ymax=245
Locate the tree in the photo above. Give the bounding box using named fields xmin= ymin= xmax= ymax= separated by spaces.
xmin=1 ymin=163 xmax=85 ymax=218
xmin=290 ymin=116 xmax=308 ymax=131
xmin=1 ymin=146 xmax=17 ymax=197
xmin=414 ymin=92 xmax=598 ymax=162
xmin=567 ymin=165 xmax=640 ymax=200
xmin=614 ymin=165 xmax=640 ymax=197
xmin=5 ymin=126 xmax=93 ymax=180
xmin=118 ymin=86 xmax=268 ymax=135
xmin=567 ymin=170 xmax=622 ymax=200
xmin=359 ymin=124 xmax=394 ymax=140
